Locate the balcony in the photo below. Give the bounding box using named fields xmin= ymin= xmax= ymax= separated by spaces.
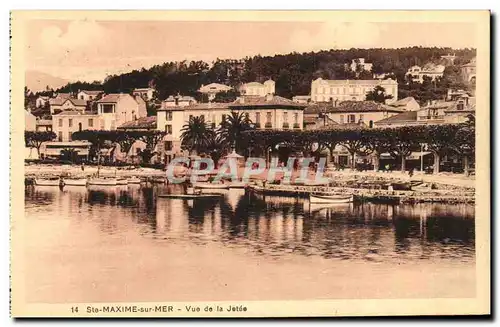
xmin=265 ymin=122 xmax=272 ymax=129
xmin=293 ymin=123 xmax=301 ymax=129
xmin=282 ymin=122 xmax=289 ymax=129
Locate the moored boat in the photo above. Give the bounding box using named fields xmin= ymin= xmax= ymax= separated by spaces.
xmin=116 ymin=179 xmax=128 ymax=185
xmin=63 ymin=178 xmax=88 ymax=186
xmin=127 ymin=177 xmax=142 ymax=184
xmin=87 ymin=178 xmax=117 ymax=186
xmin=35 ymin=178 xmax=60 ymax=186
xmin=309 ymin=193 xmax=354 ymax=204
xmin=193 ymin=182 xmax=229 ymax=190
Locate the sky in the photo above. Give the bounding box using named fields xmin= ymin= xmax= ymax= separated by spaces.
xmin=24 ymin=19 xmax=477 ymax=83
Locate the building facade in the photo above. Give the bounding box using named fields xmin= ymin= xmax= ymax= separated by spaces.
xmin=349 ymin=58 xmax=373 ymax=72
xmin=310 ymin=78 xmax=398 ymax=104
xmin=52 ymin=111 xmax=100 ymax=142
xmin=239 ymin=80 xmax=275 ymax=96
xmin=77 ymin=90 xmax=103 ymax=101
xmin=461 ymin=57 xmax=476 ymax=84
xmin=96 ymin=93 xmax=145 ymax=130
xmin=405 ymin=63 xmax=445 ymax=83
xmin=132 ymin=88 xmax=155 ymax=101
xmin=320 ymin=101 xmax=404 ymax=127
xmin=49 ymin=98 xmax=87 ymax=114
xmin=163 ymin=95 xmax=197 ymax=107
xmin=389 ymin=97 xmax=421 ymax=111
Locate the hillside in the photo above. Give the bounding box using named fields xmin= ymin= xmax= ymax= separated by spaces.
xmin=52 ymin=47 xmax=476 ymax=104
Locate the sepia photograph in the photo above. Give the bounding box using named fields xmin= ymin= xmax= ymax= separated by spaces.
xmin=10 ymin=10 xmax=490 ymax=317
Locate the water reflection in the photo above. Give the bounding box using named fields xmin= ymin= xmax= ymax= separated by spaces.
xmin=25 ymin=185 xmax=475 ymax=262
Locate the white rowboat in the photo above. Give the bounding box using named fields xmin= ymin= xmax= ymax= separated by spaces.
xmin=63 ymin=178 xmax=87 ymax=186
xmin=35 ymin=179 xmax=60 ymax=186
xmin=193 ymin=183 xmax=229 ymax=190
xmin=309 ymin=194 xmax=354 ymax=204
xmin=88 ymin=178 xmax=117 ymax=186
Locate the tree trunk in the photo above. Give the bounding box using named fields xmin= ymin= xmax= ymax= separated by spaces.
xmin=433 ymin=151 xmax=440 ymax=174
xmin=350 ymin=153 xmax=356 ymax=169
xmin=401 ymin=156 xmax=406 ymax=172
xmin=97 ymin=147 xmax=101 ymax=178
xmin=463 ymin=155 xmax=470 ymax=176
xmin=373 ymin=152 xmax=379 ymax=172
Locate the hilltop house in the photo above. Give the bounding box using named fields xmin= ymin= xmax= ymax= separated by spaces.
xmin=133 ymin=88 xmax=155 ymax=101
xmin=96 ymin=93 xmax=145 ymax=130
xmin=77 ymin=90 xmax=104 ymax=101
xmin=405 ymin=63 xmax=445 ymax=83
xmin=239 ymin=80 xmax=275 ymax=96
xmin=310 ymin=78 xmax=398 ymax=104
xmin=163 ymin=95 xmax=197 ymax=107
xmin=198 ymin=83 xmax=232 ymax=101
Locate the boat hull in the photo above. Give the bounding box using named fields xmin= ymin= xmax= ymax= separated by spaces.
xmin=194 ymin=183 xmax=229 ymax=190
xmin=158 ymin=194 xmax=223 ymax=199
xmin=310 ymin=194 xmax=354 ymax=204
xmin=116 ymin=179 xmax=128 ymax=185
xmin=88 ymin=179 xmax=117 ymax=186
xmin=35 ymin=179 xmax=60 ymax=186
xmin=64 ymin=178 xmax=87 ymax=186
xmin=127 ymin=178 xmax=142 ymax=184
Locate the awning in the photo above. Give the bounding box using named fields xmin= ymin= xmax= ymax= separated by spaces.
xmin=407 ymin=151 xmax=432 ymax=160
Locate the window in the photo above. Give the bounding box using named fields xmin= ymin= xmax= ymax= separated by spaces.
xmin=89 ymin=96 xmax=93 ymax=100
xmin=294 ymin=113 xmax=299 ymax=123
xmin=266 ymin=112 xmax=272 ymax=123
xmin=255 ymin=112 xmax=261 ymax=124
xmin=340 ymin=115 xmax=344 ymax=124
xmin=189 ymin=115 xmax=193 ymax=121
xmin=88 ymin=118 xmax=93 ymax=127
xmin=102 ymin=104 xmax=114 ymax=113
xmin=348 ymin=114 xmax=356 ymax=123
xmin=165 ymin=141 xmax=173 ymax=151
xmin=68 ymin=119 xmax=73 ymax=128
xmin=166 ymin=111 xmax=173 ymax=121
xmin=68 ymin=132 xmax=72 ymax=141
xmin=58 ymin=119 xmax=63 ymax=127
xmin=457 ymin=101 xmax=465 ymax=110
xmin=165 ymin=125 xmax=172 ymax=134
xmin=369 ymin=120 xmax=374 ymax=128
xmin=283 ymin=111 xmax=288 ymax=122
xmin=359 ymin=114 xmax=364 ymax=122
xmin=80 ymin=95 xmax=84 ymax=100
xmin=221 ymin=114 xmax=226 ymax=122
xmin=78 ymin=122 xmax=82 ymax=132
xmin=58 ymin=132 xmax=62 ymax=141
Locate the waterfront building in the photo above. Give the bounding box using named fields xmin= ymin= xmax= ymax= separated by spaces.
xmin=36 ymin=119 xmax=53 ymax=132
xmin=405 ymin=63 xmax=445 ymax=83
xmin=77 ymin=90 xmax=104 ymax=101
xmin=96 ymin=93 xmax=146 ymax=130
xmin=310 ymin=78 xmax=398 ymax=104
xmin=239 ymin=80 xmax=275 ymax=96
xmin=315 ymin=101 xmax=404 ymax=128
xmin=156 ymin=94 xmax=306 ymax=162
xmin=116 ymin=116 xmax=158 ymax=163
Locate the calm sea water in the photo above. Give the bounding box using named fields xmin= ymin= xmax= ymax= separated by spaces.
xmin=24 ymin=184 xmax=475 ymax=263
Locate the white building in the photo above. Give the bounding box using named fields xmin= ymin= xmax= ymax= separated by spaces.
xmin=49 ymin=97 xmax=87 ymax=115
xmin=96 ymin=93 xmax=146 ymax=130
xmin=35 ymin=96 xmax=50 ymax=108
xmin=198 ymin=83 xmax=232 ymax=101
xmin=406 ymin=63 xmax=445 ymax=83
xmin=133 ymin=88 xmax=155 ymax=101
xmin=349 ymin=58 xmax=373 ymax=72
xmin=239 ymin=80 xmax=275 ymax=96
xmin=77 ymin=90 xmax=104 ymax=101
xmin=163 ymin=95 xmax=197 ymax=108
xmin=310 ymin=78 xmax=398 ymax=104
xmin=156 ymin=94 xmax=306 ymax=162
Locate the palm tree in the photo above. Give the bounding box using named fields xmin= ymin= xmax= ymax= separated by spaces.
xmin=180 ymin=116 xmax=214 ymax=155
xmin=218 ymin=111 xmax=253 ymax=154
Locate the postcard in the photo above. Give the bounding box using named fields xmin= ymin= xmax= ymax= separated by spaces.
xmin=10 ymin=10 xmax=490 ymax=317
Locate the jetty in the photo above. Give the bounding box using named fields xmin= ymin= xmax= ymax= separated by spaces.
xmin=249 ymin=184 xmax=475 ymax=204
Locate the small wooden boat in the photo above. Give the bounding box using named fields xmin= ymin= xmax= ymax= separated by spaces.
xmin=127 ymin=177 xmax=142 ymax=184
xmin=88 ymin=178 xmax=117 ymax=186
xmin=116 ymin=179 xmax=128 ymax=185
xmin=63 ymin=178 xmax=87 ymax=186
xmin=193 ymin=183 xmax=229 ymax=190
xmin=35 ymin=178 xmax=60 ymax=186
xmin=158 ymin=193 xmax=223 ymax=199
xmin=228 ymin=181 xmax=248 ymax=189
xmin=309 ymin=193 xmax=354 ymax=204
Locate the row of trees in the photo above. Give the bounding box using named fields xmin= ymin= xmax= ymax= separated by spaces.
xmin=239 ymin=116 xmax=475 ymax=174
xmin=49 ymin=47 xmax=475 ymax=104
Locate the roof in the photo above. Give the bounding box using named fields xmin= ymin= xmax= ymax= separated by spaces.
xmin=158 ymin=102 xmax=230 ymax=111
xmin=315 ymin=101 xmax=405 ymax=114
xmin=49 ymin=98 xmax=87 ymax=107
xmin=97 ymin=93 xmax=132 ymax=103
xmin=79 ymin=90 xmax=103 ymax=95
xmin=229 ymin=95 xmax=307 ymax=109
xmin=53 ymin=110 xmax=98 ymax=116
xmin=312 ymin=78 xmax=397 ymax=85
xmin=165 ymin=95 xmax=196 ymax=102
xmin=375 ymin=111 xmax=418 ymax=124
xmin=55 ymin=93 xmax=72 ymax=99
xmin=390 ymin=97 xmax=417 ymax=107
xmin=117 ymin=116 xmax=157 ymax=130
xmin=303 ymin=114 xmax=338 ymax=126
xmin=36 ymin=119 xmax=52 ymax=126
xmin=244 ymin=82 xmax=265 ymax=87
xmin=199 ymin=83 xmax=232 ymax=93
